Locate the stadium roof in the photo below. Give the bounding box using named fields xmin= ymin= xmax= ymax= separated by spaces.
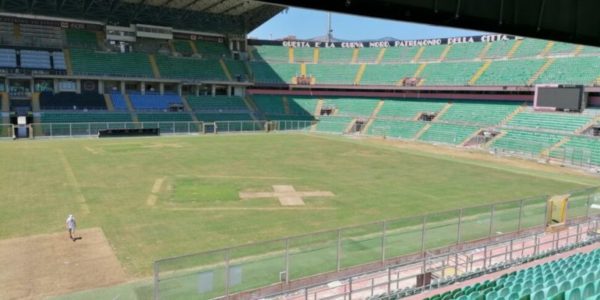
xmin=0 ymin=0 xmax=284 ymax=34
xmin=259 ymin=0 xmax=600 ymax=47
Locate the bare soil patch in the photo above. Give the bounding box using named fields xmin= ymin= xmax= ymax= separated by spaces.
xmin=0 ymin=228 xmax=127 ymax=299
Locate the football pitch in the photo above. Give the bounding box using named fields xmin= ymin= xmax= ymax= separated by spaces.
xmin=0 ymin=133 xmax=597 ymax=298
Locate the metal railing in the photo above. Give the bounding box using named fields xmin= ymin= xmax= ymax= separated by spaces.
xmin=276 ymin=218 xmax=600 ymax=300
xmin=29 ymin=120 xmax=316 ymax=138
xmin=152 ymin=187 xmax=600 ymax=300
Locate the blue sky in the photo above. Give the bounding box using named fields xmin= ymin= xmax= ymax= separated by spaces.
xmin=249 ymin=7 xmax=487 ymax=41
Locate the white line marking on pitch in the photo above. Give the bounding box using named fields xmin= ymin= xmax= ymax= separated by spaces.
xmin=57 ymin=149 xmax=90 ymax=214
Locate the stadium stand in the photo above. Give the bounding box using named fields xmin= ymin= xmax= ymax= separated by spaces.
xmin=250 ymin=62 xmax=298 ymax=84
xmin=70 ymin=49 xmax=154 ymax=77
xmin=196 ymin=113 xmax=253 ymax=122
xmin=195 ymin=40 xmax=229 ymax=58
xmin=535 ymin=56 xmax=600 ymax=85
xmin=322 ymin=97 xmax=379 ymax=116
xmin=110 ymin=94 xmax=129 ymax=111
xmin=225 ymin=60 xmax=249 ymax=81
xmin=172 ymin=40 xmax=194 ymax=56
xmin=377 ymin=99 xmax=447 ymax=119
xmin=65 ymin=29 xmax=98 ymax=49
xmin=137 ymin=112 xmax=192 ymax=122
xmin=52 ymin=51 xmax=66 ymax=70
xmin=318 ymin=47 xmax=354 ymax=63
xmin=445 ymin=42 xmax=485 ymax=61
xmin=20 ymin=50 xmax=51 ymax=69
xmin=186 ymin=96 xmax=248 ymax=111
xmin=294 ymin=47 xmax=314 ymax=63
xmin=316 ymin=115 xmax=354 ymax=133
xmin=40 ymin=112 xmax=132 ymax=123
xmin=380 ymin=47 xmax=420 ymax=63
xmin=287 ymin=96 xmax=319 ymax=116
xmin=0 ymin=48 xmax=16 ymax=67
xmin=547 ymin=42 xmax=578 ymax=56
xmin=154 ymin=55 xmax=227 ymax=81
xmin=438 ymin=101 xmax=521 ymax=125
xmin=252 ymin=45 xmax=288 ymax=62
xmin=507 ymin=111 xmax=592 ymax=133
xmin=490 ymin=130 xmax=564 ymax=154
xmin=418 ymin=44 xmax=446 ymax=61
xmin=416 ymin=249 xmax=600 ymax=300
xmin=0 ymin=22 xmax=14 ymax=45
xmin=129 ymin=94 xmax=183 ymax=111
xmin=550 ymin=136 xmax=600 ymax=166
xmin=483 ymin=39 xmax=516 ymax=58
xmin=252 ymin=95 xmax=286 ymax=115
xmin=511 ymin=39 xmax=548 ymax=58
xmin=367 ymin=119 xmax=425 ymax=139
xmin=39 ymin=92 xmax=106 ymax=110
xmin=418 ymin=123 xmax=480 ymax=145
xmin=307 ymin=64 xmax=360 ymax=85
xmin=357 ymin=48 xmax=382 ymax=63
xmin=419 ymin=61 xmax=482 ymax=85
xmin=360 ymin=64 xmax=420 ymax=85
xmin=475 ymin=59 xmax=545 ymax=86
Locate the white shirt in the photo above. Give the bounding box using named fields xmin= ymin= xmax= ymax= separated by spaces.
xmin=66 ymin=216 xmax=76 ymax=230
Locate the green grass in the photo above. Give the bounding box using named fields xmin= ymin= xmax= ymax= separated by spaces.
xmin=1 ymin=133 xmax=597 ymax=299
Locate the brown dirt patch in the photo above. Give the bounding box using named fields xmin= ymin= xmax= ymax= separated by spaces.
xmin=0 ymin=227 xmax=127 ymax=300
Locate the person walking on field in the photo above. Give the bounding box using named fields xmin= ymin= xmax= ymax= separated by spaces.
xmin=66 ymin=214 xmax=76 ymax=241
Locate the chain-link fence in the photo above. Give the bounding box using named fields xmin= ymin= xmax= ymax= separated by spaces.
xmin=152 ymin=186 xmax=600 ymax=300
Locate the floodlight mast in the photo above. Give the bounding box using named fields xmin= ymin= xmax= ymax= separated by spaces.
xmin=327 ymin=12 xmax=333 ymax=43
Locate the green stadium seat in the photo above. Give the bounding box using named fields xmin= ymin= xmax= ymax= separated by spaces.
xmin=307 ymin=64 xmax=360 ymax=85
xmin=483 ymin=40 xmax=516 ymax=59
xmin=381 ymin=47 xmax=420 ymax=63
xmin=155 ymin=55 xmax=227 ymax=81
xmin=360 ymin=64 xmax=419 ymax=85
xmin=438 ymin=101 xmax=520 ymax=126
xmin=321 ymin=98 xmax=379 ymax=117
xmin=476 ymin=59 xmax=544 ymax=86
xmin=420 ymin=61 xmax=482 ymax=85
xmin=70 ymin=49 xmax=153 ymax=77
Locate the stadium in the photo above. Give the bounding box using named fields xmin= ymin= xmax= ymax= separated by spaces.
xmin=0 ymin=0 xmax=599 ymax=299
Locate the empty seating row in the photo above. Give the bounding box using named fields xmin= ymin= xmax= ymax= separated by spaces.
xmin=360 ymin=64 xmax=419 ymax=85
xmin=0 ymin=48 xmax=65 ymax=70
xmin=507 ymin=111 xmax=592 ymax=133
xmin=252 ymin=95 xmax=286 ymax=115
xmin=40 ymin=92 xmax=106 ymax=110
xmin=322 ymin=98 xmax=379 ymax=117
xmin=186 ymin=96 xmax=248 ymax=111
xmin=419 ymin=123 xmax=480 ymax=145
xmin=422 ymin=248 xmax=600 ymax=300
xmin=40 ymin=112 xmax=131 ymax=123
xmin=129 ymin=94 xmax=182 ymax=110
xmin=315 ymin=115 xmax=353 ymax=133
xmin=308 ymin=64 xmax=360 ymax=85
xmin=288 ymin=97 xmax=318 ymax=116
xmin=439 ymin=102 xmax=521 ymax=126
xmin=536 ymin=56 xmax=600 ymax=85
xmin=249 ymin=62 xmax=298 ymax=84
xmin=490 ymin=130 xmax=565 ymax=154
xmin=377 ymin=99 xmax=447 ymax=119
xmin=550 ymin=136 xmax=600 ymax=166
xmin=70 ymin=49 xmax=154 ymax=77
xmin=66 ymin=29 xmax=98 ymax=49
xmin=476 ymin=59 xmax=544 ymax=86
xmin=154 ymin=55 xmax=227 ymax=81
xmin=420 ymin=62 xmax=483 ymax=86
xmin=367 ymin=119 xmax=426 ymax=139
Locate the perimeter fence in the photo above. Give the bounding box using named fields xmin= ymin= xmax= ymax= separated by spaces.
xmin=153 ymin=186 xmax=600 ymax=300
